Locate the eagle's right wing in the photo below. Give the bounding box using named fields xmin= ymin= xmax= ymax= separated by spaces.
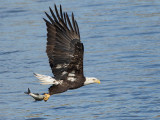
xmin=44 ymin=5 xmax=84 ymax=82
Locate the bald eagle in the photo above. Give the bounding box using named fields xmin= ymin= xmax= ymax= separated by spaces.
xmin=34 ymin=4 xmax=100 ymax=102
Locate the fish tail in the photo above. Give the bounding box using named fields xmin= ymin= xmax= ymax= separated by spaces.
xmin=24 ymin=88 xmax=31 ymax=94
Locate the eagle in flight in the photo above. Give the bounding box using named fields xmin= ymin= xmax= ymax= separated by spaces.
xmin=33 ymin=4 xmax=100 ymax=102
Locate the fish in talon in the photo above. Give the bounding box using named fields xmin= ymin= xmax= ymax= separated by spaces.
xmin=24 ymin=88 xmax=49 ymax=101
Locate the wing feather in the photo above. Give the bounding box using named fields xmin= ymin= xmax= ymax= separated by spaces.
xmin=44 ymin=5 xmax=84 ymax=84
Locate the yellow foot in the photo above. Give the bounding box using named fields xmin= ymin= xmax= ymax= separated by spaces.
xmin=43 ymin=93 xmax=50 ymax=102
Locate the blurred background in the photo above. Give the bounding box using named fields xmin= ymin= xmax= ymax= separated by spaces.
xmin=0 ymin=0 xmax=160 ymax=119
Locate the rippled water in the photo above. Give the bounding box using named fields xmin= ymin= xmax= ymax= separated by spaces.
xmin=1 ymin=0 xmax=160 ymax=120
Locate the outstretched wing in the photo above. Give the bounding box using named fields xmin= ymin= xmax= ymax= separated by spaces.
xmin=43 ymin=5 xmax=85 ymax=84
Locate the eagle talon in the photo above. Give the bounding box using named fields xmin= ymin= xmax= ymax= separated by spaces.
xmin=43 ymin=93 xmax=50 ymax=102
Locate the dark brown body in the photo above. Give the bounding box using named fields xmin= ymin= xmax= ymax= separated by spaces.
xmin=49 ymin=76 xmax=85 ymax=95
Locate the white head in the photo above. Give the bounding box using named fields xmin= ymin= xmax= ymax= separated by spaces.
xmin=84 ymin=77 xmax=100 ymax=85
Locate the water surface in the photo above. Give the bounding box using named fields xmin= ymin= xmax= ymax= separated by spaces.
xmin=1 ymin=0 xmax=160 ymax=120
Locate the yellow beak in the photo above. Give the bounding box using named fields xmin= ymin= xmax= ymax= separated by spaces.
xmin=95 ymin=80 xmax=101 ymax=84
xmin=43 ymin=93 xmax=50 ymax=102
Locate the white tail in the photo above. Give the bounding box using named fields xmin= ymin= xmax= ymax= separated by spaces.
xmin=33 ymin=73 xmax=58 ymax=85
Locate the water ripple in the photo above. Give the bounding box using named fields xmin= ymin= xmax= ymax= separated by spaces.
xmin=1 ymin=0 xmax=160 ymax=120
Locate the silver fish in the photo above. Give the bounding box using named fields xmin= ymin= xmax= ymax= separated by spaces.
xmin=24 ymin=88 xmax=46 ymax=101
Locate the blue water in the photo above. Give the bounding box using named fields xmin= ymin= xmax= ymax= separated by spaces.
xmin=1 ymin=0 xmax=160 ymax=119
